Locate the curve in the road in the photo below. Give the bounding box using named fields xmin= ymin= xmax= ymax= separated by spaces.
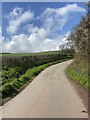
xmin=1 ymin=60 xmax=88 ymax=118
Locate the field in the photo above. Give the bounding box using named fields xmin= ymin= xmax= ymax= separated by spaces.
xmin=1 ymin=49 xmax=74 ymax=56
xmin=0 ymin=50 xmax=74 ymax=105
xmin=1 ymin=51 xmax=61 ymax=56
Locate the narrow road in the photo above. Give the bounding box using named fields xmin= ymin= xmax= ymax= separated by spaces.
xmin=1 ymin=60 xmax=88 ymax=118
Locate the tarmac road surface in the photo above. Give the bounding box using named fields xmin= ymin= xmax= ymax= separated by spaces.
xmin=0 ymin=60 xmax=88 ymax=118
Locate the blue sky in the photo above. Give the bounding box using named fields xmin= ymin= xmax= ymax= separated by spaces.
xmin=1 ymin=2 xmax=87 ymax=53
xmin=0 ymin=2 xmax=2 ymax=26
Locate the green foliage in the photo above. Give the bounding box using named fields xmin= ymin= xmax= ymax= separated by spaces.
xmin=2 ymin=51 xmax=73 ymax=68
xmin=1 ymin=58 xmax=70 ymax=105
xmin=1 ymin=52 xmax=72 ymax=87
xmin=1 ymin=50 xmax=73 ymax=105
xmin=66 ymin=11 xmax=89 ymax=90
xmin=19 ymin=75 xmax=30 ymax=84
xmin=67 ymin=14 xmax=89 ymax=62
xmin=2 ymin=82 xmax=18 ymax=99
xmin=66 ymin=62 xmax=89 ymax=89
xmin=1 ymin=50 xmax=71 ymax=57
xmin=10 ymin=79 xmax=22 ymax=91
xmin=2 ymin=67 xmax=23 ymax=85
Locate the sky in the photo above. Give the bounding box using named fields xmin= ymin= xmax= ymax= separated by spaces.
xmin=1 ymin=2 xmax=87 ymax=53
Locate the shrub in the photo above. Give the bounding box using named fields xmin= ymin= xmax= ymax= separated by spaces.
xmin=10 ymin=79 xmax=22 ymax=91
xmin=1 ymin=56 xmax=71 ymax=104
xmin=2 ymin=83 xmax=17 ymax=99
xmin=19 ymin=75 xmax=30 ymax=84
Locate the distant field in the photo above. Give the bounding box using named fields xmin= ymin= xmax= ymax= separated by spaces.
xmin=0 ymin=50 xmax=62 ymax=57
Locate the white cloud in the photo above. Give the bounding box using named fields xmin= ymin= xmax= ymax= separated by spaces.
xmin=0 ymin=27 xmax=3 ymax=53
xmin=55 ymin=4 xmax=86 ymax=15
xmin=9 ymin=7 xmax=23 ymax=19
xmin=40 ymin=4 xmax=86 ymax=33
xmin=7 ymin=8 xmax=34 ymax=34
xmin=37 ymin=28 xmax=49 ymax=40
xmin=62 ymin=31 xmax=70 ymax=43
xmin=43 ymin=4 xmax=86 ymax=16
xmin=3 ymin=34 xmax=33 ymax=53
xmin=2 ymin=4 xmax=86 ymax=53
xmin=26 ymin=24 xmax=39 ymax=33
xmin=2 ymin=31 xmax=69 ymax=53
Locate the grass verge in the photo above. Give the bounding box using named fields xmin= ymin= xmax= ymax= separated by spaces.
xmin=66 ymin=62 xmax=89 ymax=90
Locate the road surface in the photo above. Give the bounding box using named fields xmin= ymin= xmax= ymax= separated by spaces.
xmin=0 ymin=60 xmax=88 ymax=118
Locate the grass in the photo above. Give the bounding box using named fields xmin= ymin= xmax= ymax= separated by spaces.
xmin=66 ymin=62 xmax=89 ymax=90
xmin=1 ymin=58 xmax=69 ymax=105
xmin=0 ymin=50 xmax=61 ymax=57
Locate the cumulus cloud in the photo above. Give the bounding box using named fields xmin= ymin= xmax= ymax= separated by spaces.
xmin=0 ymin=27 xmax=3 ymax=53
xmin=2 ymin=31 xmax=71 ymax=53
xmin=7 ymin=8 xmax=34 ymax=34
xmin=53 ymin=4 xmax=86 ymax=16
xmin=2 ymin=4 xmax=86 ymax=53
xmin=43 ymin=4 xmax=86 ymax=16
xmin=8 ymin=7 xmax=23 ymax=19
xmin=40 ymin=4 xmax=86 ymax=33
xmin=3 ymin=34 xmax=32 ymax=53
xmin=26 ymin=24 xmax=39 ymax=33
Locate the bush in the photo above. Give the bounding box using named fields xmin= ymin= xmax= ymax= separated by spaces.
xmin=19 ymin=75 xmax=30 ymax=84
xmin=2 ymin=83 xmax=17 ymax=99
xmin=1 ymin=57 xmax=71 ymax=104
xmin=10 ymin=79 xmax=22 ymax=91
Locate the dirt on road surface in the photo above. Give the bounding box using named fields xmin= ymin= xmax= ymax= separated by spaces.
xmin=0 ymin=60 xmax=88 ymax=118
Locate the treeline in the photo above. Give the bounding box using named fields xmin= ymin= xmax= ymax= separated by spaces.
xmin=66 ymin=6 xmax=89 ymax=89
